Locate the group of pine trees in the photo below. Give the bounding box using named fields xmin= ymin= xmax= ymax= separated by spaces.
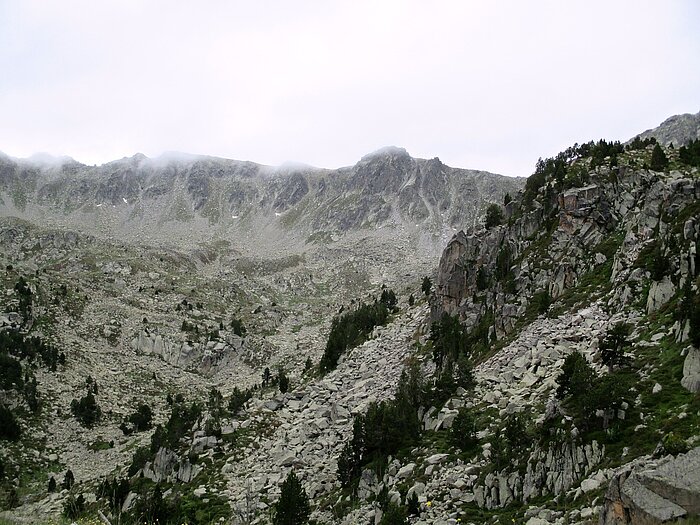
xmin=319 ymin=289 xmax=398 ymax=372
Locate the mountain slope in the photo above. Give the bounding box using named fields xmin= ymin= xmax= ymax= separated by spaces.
xmin=0 ymin=147 xmax=522 ymax=257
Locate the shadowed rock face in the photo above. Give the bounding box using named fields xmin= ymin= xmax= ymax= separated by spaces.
xmin=0 ymin=148 xmax=523 ymax=253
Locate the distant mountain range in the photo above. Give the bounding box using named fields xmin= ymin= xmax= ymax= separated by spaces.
xmin=0 ymin=146 xmax=523 ymax=255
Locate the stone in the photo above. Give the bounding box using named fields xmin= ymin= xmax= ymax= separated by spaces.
xmin=601 ymin=447 xmax=700 ymax=524
xmin=525 ymin=518 xmax=550 ymax=525
xmin=681 ymin=347 xmax=700 ymax=393
xmin=646 ymin=277 xmax=676 ymax=313
xmin=580 ymin=478 xmax=601 ymax=493
xmin=407 ymin=482 xmax=426 ymax=499
xmin=426 ymin=453 xmax=449 ymax=465
xmin=396 ymin=463 xmax=415 ymax=479
xmin=652 ymin=382 xmax=662 ymax=394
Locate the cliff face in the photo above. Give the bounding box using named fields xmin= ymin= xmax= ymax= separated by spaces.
xmin=432 ymin=161 xmax=700 ymax=340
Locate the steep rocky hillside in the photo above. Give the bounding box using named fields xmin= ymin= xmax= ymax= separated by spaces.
xmin=423 ymin=132 xmax=700 ymax=523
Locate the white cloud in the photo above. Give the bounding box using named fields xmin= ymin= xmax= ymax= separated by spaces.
xmin=0 ymin=0 xmax=698 ymax=176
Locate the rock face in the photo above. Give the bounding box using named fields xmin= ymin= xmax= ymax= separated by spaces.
xmin=600 ymin=448 xmax=700 ymax=524
xmin=130 ymin=329 xmax=246 ymax=372
xmin=681 ymin=347 xmax=700 ymax=393
xmin=0 ymin=148 xmax=523 ymax=255
xmin=432 ymin=165 xmax=700 ymax=339
xmin=635 ymin=110 xmax=700 ymax=147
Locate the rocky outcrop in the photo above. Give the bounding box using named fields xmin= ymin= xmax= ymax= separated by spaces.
xmin=130 ymin=330 xmax=246 ymax=372
xmin=433 ymin=164 xmax=700 ymax=340
xmin=142 ymin=447 xmax=203 ymax=484
xmin=681 ymin=347 xmax=700 ymax=393
xmin=600 ymin=448 xmax=700 ymax=524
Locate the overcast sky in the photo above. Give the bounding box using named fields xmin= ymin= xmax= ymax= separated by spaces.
xmin=1 ymin=1 xmax=698 ymax=177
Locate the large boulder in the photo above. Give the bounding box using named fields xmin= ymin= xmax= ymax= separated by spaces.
xmin=646 ymin=277 xmax=676 ymax=314
xmin=600 ymin=448 xmax=700 ymax=524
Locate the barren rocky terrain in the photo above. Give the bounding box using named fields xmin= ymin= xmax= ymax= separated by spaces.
xmin=1 ymin=112 xmax=700 ymax=525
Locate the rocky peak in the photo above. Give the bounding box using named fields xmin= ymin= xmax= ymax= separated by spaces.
xmin=635 ymin=110 xmax=700 ymax=147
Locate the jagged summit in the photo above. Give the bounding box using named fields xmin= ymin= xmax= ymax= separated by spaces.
xmin=635 ymin=110 xmax=700 ymax=146
xmin=360 ymin=146 xmax=411 ymax=161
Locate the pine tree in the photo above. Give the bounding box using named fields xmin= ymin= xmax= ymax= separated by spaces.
xmin=649 ymin=144 xmax=669 ymax=171
xmin=484 ymin=203 xmax=504 ymax=228
xmin=63 ymin=469 xmax=75 ymax=490
xmin=421 ymin=276 xmax=432 ymax=296
xmin=262 ymin=367 xmax=272 ymax=387
xmin=278 ymin=368 xmax=290 ymax=394
xmin=273 ymin=471 xmax=310 ymax=525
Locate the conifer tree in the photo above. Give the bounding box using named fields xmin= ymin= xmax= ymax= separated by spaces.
xmin=273 ymin=471 xmax=310 ymax=525
xmin=649 ymin=144 xmax=669 ymax=171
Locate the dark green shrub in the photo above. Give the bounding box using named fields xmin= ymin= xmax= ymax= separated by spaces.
xmin=230 ymin=317 xmax=247 ymax=337
xmin=495 ymin=245 xmax=512 ymax=281
xmin=422 ymin=276 xmax=432 ymax=296
xmin=476 ymin=266 xmax=489 ymax=291
xmin=0 ymin=353 xmax=22 ymax=390
xmin=338 ymin=362 xmax=426 ymax=487
xmin=273 ymin=470 xmax=310 ymax=525
xmin=62 ymin=469 xmax=75 ymax=490
xmin=451 ymin=408 xmax=478 ymax=451
xmin=320 ymin=301 xmax=389 ymax=372
xmin=679 ymin=139 xmax=700 ymax=167
xmin=430 ymin=313 xmax=468 ymax=370
xmin=278 ymin=368 xmax=290 ymax=394
xmin=228 ymin=387 xmax=252 ymax=415
xmin=531 ymin=290 xmax=551 ymax=315
xmin=0 ymin=406 xmax=21 ymax=440
xmin=485 ymin=203 xmax=504 ymax=228
xmin=662 ymin=432 xmax=689 ymax=455
xmin=599 ymin=323 xmax=631 ymax=369
xmin=380 ymin=289 xmax=398 ymax=311
xmin=128 ymin=447 xmax=150 ymax=476
xmin=70 ymin=390 xmax=101 ymax=427
xmin=63 ymin=494 xmax=85 ymax=519
xmin=380 ymin=502 xmax=408 ymax=525
xmin=649 ymin=144 xmax=669 ymax=171
xmin=121 ymin=403 xmax=153 ymax=434
xmin=556 ymin=352 xmax=594 ymax=400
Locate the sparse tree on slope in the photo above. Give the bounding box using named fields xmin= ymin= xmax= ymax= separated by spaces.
xmin=273 ymin=470 xmax=310 ymax=525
